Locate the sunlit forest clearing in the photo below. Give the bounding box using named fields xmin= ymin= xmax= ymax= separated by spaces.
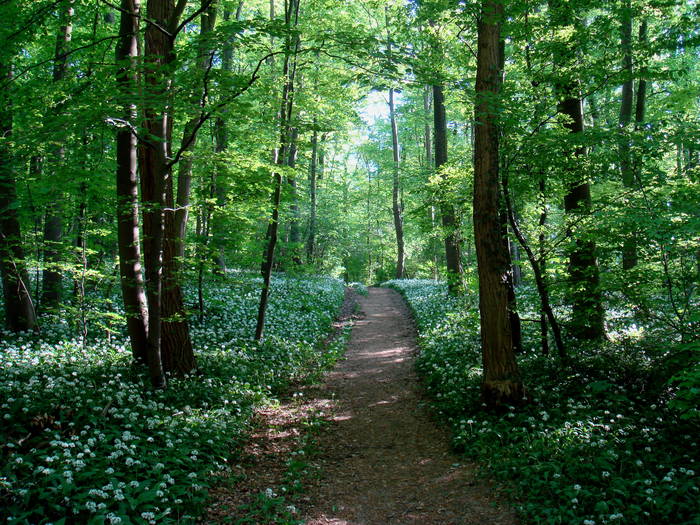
xmin=0 ymin=0 xmax=698 ymax=523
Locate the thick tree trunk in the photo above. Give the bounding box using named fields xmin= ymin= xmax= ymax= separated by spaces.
xmin=158 ymin=1 xmax=220 ymax=374
xmin=558 ymin=94 xmax=606 ymax=341
xmin=0 ymin=64 xmax=37 ymax=332
xmin=161 ymin=192 xmax=195 ymax=374
xmin=388 ymin=88 xmax=405 ymax=279
xmin=433 ymin=83 xmax=463 ymax=293
xmin=42 ymin=2 xmax=74 ymax=309
xmin=139 ymin=0 xmax=185 ymax=387
xmin=115 ymin=0 xmax=148 ymax=363
xmin=473 ymin=0 xmax=524 ymax=408
xmin=549 ymin=0 xmax=605 ymax=341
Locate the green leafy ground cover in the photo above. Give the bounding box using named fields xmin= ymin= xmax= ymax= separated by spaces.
xmin=0 ymin=274 xmax=345 ymax=524
xmin=384 ymin=279 xmax=699 ymax=525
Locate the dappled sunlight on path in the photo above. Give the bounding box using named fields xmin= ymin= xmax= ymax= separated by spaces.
xmin=304 ymin=287 xmax=516 ymax=525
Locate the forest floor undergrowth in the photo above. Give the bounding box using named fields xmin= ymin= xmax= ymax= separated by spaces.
xmin=210 ymin=287 xmax=516 ymax=524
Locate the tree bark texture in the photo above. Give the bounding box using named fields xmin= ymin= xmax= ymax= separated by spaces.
xmin=139 ymin=0 xmax=189 ymax=387
xmin=42 ymin=1 xmax=74 ymax=309
xmin=306 ymin=124 xmax=318 ymax=263
xmin=473 ymin=0 xmax=524 ymax=408
xmin=287 ymin=126 xmax=302 ymax=264
xmin=0 ymin=64 xmax=37 ymax=332
xmin=389 ymin=87 xmax=405 ymax=279
xmin=433 ymin=83 xmax=462 ymax=293
xmin=158 ymin=1 xmax=219 ymax=374
xmin=115 ymin=0 xmax=149 ymax=362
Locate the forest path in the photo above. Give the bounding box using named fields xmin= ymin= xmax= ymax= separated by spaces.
xmin=303 ymin=287 xmax=516 ymax=525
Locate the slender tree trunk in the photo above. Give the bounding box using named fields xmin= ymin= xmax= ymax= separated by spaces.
xmin=42 ymin=1 xmax=74 ymax=309
xmin=538 ymin=176 xmax=549 ymax=355
xmin=633 ymin=19 xmax=647 ymax=180
xmin=502 ymin=170 xmax=566 ymax=358
xmin=619 ymin=0 xmax=637 ymax=270
xmin=255 ymin=0 xmax=300 ymax=340
xmin=0 ymin=64 xmax=37 ymax=332
xmin=500 ymin=210 xmax=523 ymax=354
xmin=473 ymin=0 xmax=524 ymax=408
xmin=306 ymin=123 xmax=318 ymax=263
xmin=433 ymin=83 xmax=463 ymax=293
xmin=287 ymin=126 xmax=302 ymax=264
xmin=422 ymin=88 xmax=439 ymax=279
xmin=211 ymin=112 xmax=228 ymax=275
xmin=388 ymin=88 xmax=405 ymax=279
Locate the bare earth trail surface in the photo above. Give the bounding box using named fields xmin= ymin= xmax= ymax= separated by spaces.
xmin=303 ymin=287 xmax=516 ymax=525
xmin=206 ymin=287 xmax=517 ymax=524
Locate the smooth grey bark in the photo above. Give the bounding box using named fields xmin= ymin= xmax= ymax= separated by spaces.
xmin=115 ymin=0 xmax=148 ymax=362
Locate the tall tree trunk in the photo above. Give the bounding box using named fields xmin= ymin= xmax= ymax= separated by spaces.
xmin=255 ymin=0 xmax=300 ymax=340
xmin=0 ymin=64 xmax=37 ymax=332
xmin=159 ymin=1 xmax=218 ymax=374
xmin=42 ymin=1 xmax=74 ymax=309
xmin=306 ymin=123 xmax=318 ymax=263
xmin=433 ymin=83 xmax=462 ymax=293
xmin=559 ymin=93 xmax=605 ymax=340
xmin=423 ymin=88 xmax=439 ymax=279
xmin=633 ymin=20 xmax=647 ymax=178
xmin=287 ymin=126 xmax=302 ymax=264
xmin=473 ymin=0 xmax=524 ymax=408
xmin=619 ymin=0 xmax=637 ymax=270
xmin=549 ymin=1 xmax=605 ymax=342
xmin=538 ymin=176 xmax=550 ymax=355
xmin=140 ymin=0 xmax=188 ymax=387
xmin=115 ymin=0 xmax=149 ymax=362
xmin=388 ymin=87 xmax=405 ymax=279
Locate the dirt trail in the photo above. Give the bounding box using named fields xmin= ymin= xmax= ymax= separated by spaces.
xmin=304 ymin=287 xmax=517 ymax=525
